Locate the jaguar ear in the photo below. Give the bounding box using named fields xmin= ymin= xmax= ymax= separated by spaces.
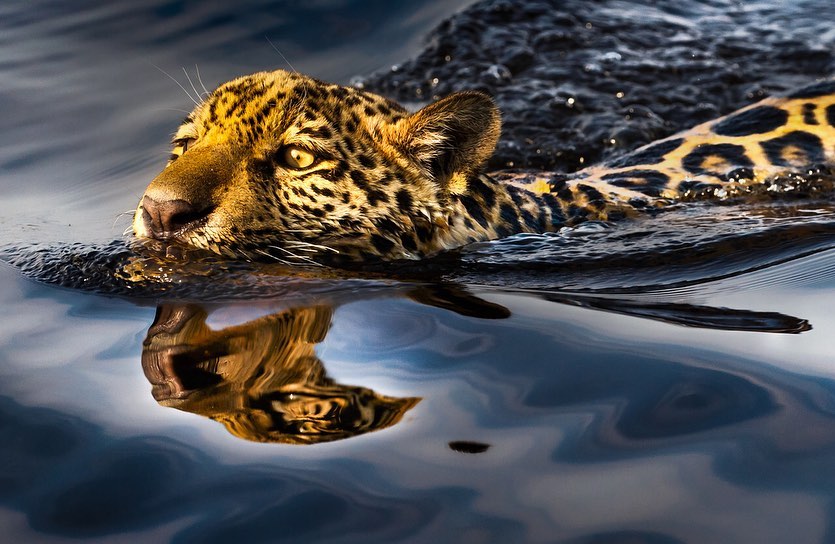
xmin=387 ymin=91 xmax=500 ymax=189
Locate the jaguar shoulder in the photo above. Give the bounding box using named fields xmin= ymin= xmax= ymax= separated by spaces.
xmin=132 ymin=70 xmax=835 ymax=264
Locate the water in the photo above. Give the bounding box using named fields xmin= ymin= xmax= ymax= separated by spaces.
xmin=3 ymin=1 xmax=835 ymax=542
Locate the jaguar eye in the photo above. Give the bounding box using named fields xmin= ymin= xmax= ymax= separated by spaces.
xmin=283 ymin=145 xmax=316 ymax=169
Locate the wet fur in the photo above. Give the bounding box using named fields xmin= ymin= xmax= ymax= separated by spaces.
xmin=133 ymin=71 xmax=835 ymax=263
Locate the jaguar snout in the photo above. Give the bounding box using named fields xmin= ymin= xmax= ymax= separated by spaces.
xmin=133 ymin=143 xmax=236 ymax=241
xmin=140 ymin=195 xmax=213 ymax=240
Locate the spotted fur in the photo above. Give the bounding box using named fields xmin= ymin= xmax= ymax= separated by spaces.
xmin=133 ymin=71 xmax=835 ymax=263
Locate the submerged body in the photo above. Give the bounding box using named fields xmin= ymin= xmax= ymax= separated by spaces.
xmin=132 ymin=71 xmax=835 ymax=264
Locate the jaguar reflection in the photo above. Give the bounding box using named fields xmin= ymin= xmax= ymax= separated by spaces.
xmin=141 ymin=304 xmax=420 ymax=444
xmin=141 ymin=285 xmax=810 ymax=446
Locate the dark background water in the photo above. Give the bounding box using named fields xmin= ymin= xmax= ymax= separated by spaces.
xmin=3 ymin=1 xmax=835 ymax=543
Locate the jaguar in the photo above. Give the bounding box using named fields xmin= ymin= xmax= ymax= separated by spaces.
xmin=132 ymin=70 xmax=835 ymax=264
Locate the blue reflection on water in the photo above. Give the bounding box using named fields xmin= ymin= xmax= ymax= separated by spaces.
xmin=0 ymin=396 xmax=432 ymax=540
xmin=6 ymin=259 xmax=835 ymax=541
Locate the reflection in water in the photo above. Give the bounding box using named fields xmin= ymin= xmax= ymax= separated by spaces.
xmin=448 ymin=441 xmax=491 ymax=454
xmin=543 ymin=293 xmax=811 ymax=333
xmin=142 ymin=304 xmax=419 ymax=444
xmin=141 ymin=285 xmax=811 ymax=447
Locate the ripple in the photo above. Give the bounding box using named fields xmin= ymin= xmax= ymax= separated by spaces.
xmin=361 ymin=0 xmax=835 ymax=172
xmin=7 ymin=200 xmax=835 ymax=302
xmin=0 ymin=394 xmax=442 ymax=541
xmin=452 ymin=201 xmax=835 ymax=293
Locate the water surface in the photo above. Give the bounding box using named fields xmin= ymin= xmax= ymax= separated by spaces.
xmin=3 ymin=1 xmax=835 ymax=543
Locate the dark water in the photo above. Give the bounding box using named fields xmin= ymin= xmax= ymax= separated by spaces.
xmin=360 ymin=0 xmax=835 ymax=171
xmin=4 ymin=1 xmax=835 ymax=543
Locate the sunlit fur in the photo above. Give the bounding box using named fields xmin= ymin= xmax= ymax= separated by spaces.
xmin=133 ymin=70 xmax=835 ymax=263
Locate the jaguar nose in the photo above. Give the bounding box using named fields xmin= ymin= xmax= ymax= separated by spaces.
xmin=141 ymin=195 xmax=210 ymax=240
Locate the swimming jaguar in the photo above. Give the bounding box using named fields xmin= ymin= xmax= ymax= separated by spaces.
xmin=132 ymin=70 xmax=835 ymax=264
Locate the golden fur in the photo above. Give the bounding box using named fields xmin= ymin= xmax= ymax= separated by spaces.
xmin=133 ymin=71 xmax=835 ymax=263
